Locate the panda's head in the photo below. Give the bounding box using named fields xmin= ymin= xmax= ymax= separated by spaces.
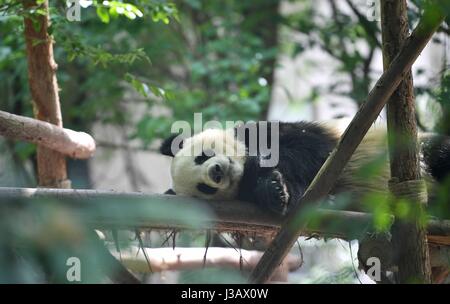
xmin=160 ymin=128 xmax=247 ymax=200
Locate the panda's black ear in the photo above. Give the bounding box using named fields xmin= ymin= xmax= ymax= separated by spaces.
xmin=160 ymin=134 xmax=184 ymax=157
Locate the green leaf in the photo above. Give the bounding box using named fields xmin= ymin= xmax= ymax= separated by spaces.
xmin=96 ymin=7 xmax=110 ymax=23
xmin=124 ymin=11 xmax=136 ymax=20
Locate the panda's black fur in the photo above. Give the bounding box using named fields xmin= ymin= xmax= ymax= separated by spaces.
xmin=234 ymin=122 xmax=339 ymax=215
xmin=161 ymin=121 xmax=450 ymax=216
xmin=421 ymin=134 xmax=450 ymax=182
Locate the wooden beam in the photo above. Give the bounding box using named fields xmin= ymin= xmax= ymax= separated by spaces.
xmin=0 ymin=187 xmax=448 ymax=243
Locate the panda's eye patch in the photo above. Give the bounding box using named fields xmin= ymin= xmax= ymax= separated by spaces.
xmin=194 ymin=149 xmax=215 ymax=165
xmin=197 ymin=183 xmax=218 ymax=195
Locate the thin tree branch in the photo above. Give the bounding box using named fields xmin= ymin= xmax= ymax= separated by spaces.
xmin=345 ymin=0 xmax=382 ymax=48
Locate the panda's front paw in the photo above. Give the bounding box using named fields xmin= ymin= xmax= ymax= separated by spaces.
xmin=255 ymin=169 xmax=291 ymax=215
xmin=270 ymin=170 xmax=290 ymax=215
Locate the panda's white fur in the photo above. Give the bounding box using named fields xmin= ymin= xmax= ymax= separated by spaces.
xmin=171 ymin=128 xmax=246 ymax=200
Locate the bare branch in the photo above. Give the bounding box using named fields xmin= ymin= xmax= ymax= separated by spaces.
xmin=0 ymin=110 xmax=95 ymax=159
xmin=345 ymin=0 xmax=381 ymax=48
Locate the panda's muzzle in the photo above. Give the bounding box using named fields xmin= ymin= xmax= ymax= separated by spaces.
xmin=209 ymin=164 xmax=224 ymax=184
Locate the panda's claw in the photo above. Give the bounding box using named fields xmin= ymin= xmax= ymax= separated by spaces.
xmin=270 ymin=170 xmax=290 ymax=215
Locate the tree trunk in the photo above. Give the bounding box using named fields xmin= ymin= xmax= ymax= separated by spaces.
xmin=380 ymin=0 xmax=431 ymax=283
xmin=23 ymin=0 xmax=69 ymax=188
xmin=21 ymin=1 xmax=139 ymax=282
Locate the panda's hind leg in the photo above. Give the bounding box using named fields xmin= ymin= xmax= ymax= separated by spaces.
xmin=254 ymin=169 xmax=291 ymax=215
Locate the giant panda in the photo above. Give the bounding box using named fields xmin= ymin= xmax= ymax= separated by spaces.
xmin=160 ymin=121 xmax=450 ymax=215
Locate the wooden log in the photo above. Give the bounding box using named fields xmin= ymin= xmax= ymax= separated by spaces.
xmin=0 ymin=110 xmax=95 ymax=159
xmin=111 ymin=246 xmax=301 ymax=280
xmin=0 ymin=187 xmax=449 ymax=243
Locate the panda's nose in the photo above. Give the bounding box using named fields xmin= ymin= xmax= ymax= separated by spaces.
xmin=209 ymin=164 xmax=224 ymax=184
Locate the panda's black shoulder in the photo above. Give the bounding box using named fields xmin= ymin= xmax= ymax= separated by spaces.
xmin=236 ymin=121 xmax=340 ymax=204
xmin=278 ymin=121 xmax=337 ymax=136
xmin=234 ymin=121 xmax=338 ymax=150
xmin=277 ymin=121 xmax=339 ymax=150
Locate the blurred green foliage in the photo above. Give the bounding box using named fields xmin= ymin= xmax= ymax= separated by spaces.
xmin=434 ymin=72 xmax=450 ymax=134
xmin=0 ymin=194 xmax=214 ymax=283
xmin=1 ymin=0 xmax=448 ymax=153
xmin=0 ymin=201 xmax=110 ymax=283
xmin=1 ymin=0 xmax=279 ymax=150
